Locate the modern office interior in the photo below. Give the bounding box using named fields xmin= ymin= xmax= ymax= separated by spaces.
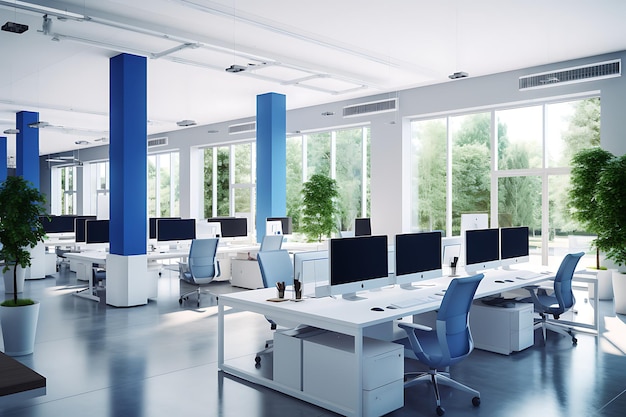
xmin=1 ymin=1 xmax=626 ymax=416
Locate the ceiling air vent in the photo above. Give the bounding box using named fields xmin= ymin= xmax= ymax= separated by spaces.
xmin=343 ymin=98 xmax=397 ymax=118
xmin=148 ymin=137 xmax=168 ymax=147
xmin=228 ymin=122 xmax=256 ymax=134
xmin=519 ymin=59 xmax=620 ymax=90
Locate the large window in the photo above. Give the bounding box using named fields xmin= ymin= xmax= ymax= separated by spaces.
xmin=203 ymin=142 xmax=255 ymax=228
xmin=148 ymin=151 xmax=180 ymax=217
xmin=410 ymin=97 xmax=600 ymax=266
xmin=51 ymin=165 xmax=77 ymax=215
xmin=287 ymin=126 xmax=370 ymax=233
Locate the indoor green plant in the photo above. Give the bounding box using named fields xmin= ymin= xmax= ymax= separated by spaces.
xmin=568 ymin=147 xmax=615 ymax=299
xmin=0 ymin=175 xmax=47 ymax=355
xmin=301 ymin=173 xmax=339 ymax=242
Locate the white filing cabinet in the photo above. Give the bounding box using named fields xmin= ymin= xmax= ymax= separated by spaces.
xmin=302 ymin=332 xmax=404 ymax=417
xmin=469 ymin=301 xmax=534 ymax=355
xmin=230 ymin=258 xmax=263 ymax=289
xmin=273 ymin=327 xmax=327 ymax=390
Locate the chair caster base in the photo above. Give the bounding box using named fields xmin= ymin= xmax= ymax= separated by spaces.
xmin=436 ymin=405 xmax=445 ymax=416
xmin=472 ymin=396 xmax=481 ymax=406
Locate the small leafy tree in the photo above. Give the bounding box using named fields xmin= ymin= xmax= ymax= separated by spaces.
xmin=595 ymin=154 xmax=626 ymax=268
xmin=301 ymin=174 xmax=338 ymax=242
xmin=568 ymin=147 xmax=614 ymax=269
xmin=0 ymin=176 xmax=47 ymax=305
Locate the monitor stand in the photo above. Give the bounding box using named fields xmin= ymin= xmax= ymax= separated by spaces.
xmin=341 ymin=292 xmax=366 ymax=301
xmin=400 ymin=283 xmax=420 ymax=290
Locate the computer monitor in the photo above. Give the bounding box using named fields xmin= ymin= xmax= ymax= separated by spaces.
xmin=354 ymin=218 xmax=372 ymax=236
xmin=260 ymin=234 xmax=283 ymax=252
xmin=441 ymin=236 xmax=462 ymax=268
xmin=500 ymin=226 xmax=530 ymax=267
xmin=156 ymin=218 xmax=196 ymax=242
xmin=74 ymin=216 xmax=97 ymax=243
xmin=329 ymin=235 xmax=390 ymax=300
xmin=266 ymin=217 xmax=292 ymax=235
xmin=149 ymin=217 xmax=180 ymax=239
xmin=266 ymin=220 xmax=283 ymax=236
xmin=208 ymin=217 xmax=247 ymax=238
xmin=85 ymin=220 xmax=110 ymax=244
xmin=39 ymin=215 xmax=76 ymax=235
xmin=394 ymin=232 xmax=443 ymax=289
xmin=465 ymin=228 xmax=500 ymax=273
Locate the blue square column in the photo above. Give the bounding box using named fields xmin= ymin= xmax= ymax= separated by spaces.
xmin=256 ymin=93 xmax=286 ymax=241
xmin=109 ymin=53 xmax=147 ymax=256
xmin=0 ymin=137 xmax=6 ymax=184
xmin=16 ymin=111 xmax=39 ymax=189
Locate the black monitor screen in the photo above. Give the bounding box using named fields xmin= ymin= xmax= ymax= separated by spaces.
xmin=39 ymin=215 xmax=76 ymax=233
xmin=354 ymin=218 xmax=372 ymax=236
xmin=86 ymin=220 xmax=110 ymax=244
xmin=75 ymin=216 xmax=97 ymax=243
xmin=330 ymin=235 xmax=388 ymax=285
xmin=465 ymin=228 xmax=499 ymax=265
xmin=156 ymin=219 xmax=196 ymax=242
xmin=395 ymin=232 xmax=442 ymax=276
xmin=500 ymin=226 xmax=530 ymax=259
xmin=266 ymin=217 xmax=293 ymax=235
xmin=149 ymin=217 xmax=180 ymax=239
xmin=209 ymin=217 xmax=247 ymax=238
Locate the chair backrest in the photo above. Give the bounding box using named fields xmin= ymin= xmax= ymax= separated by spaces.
xmin=257 ymin=250 xmax=293 ymax=289
xmin=553 ymin=252 xmax=584 ymax=310
xmin=260 ymin=234 xmax=283 ymax=252
xmin=188 ymin=238 xmax=220 ymax=279
xmin=436 ymin=273 xmax=484 ymax=363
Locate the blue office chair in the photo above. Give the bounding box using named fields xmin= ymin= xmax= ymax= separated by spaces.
xmin=397 ymin=274 xmax=484 ymax=416
xmin=522 ymin=252 xmax=584 ymax=345
xmin=178 ymin=238 xmax=221 ymax=306
xmin=255 ymin=249 xmax=294 ymax=365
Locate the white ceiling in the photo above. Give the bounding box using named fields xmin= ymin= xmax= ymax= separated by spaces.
xmin=1 ymin=0 xmax=625 ymax=160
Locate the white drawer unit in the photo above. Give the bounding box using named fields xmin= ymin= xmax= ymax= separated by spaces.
xmin=302 ymin=332 xmax=404 ymax=417
xmin=273 ymin=327 xmax=327 ymax=391
xmin=469 ymin=301 xmax=534 ymax=355
xmin=230 ymin=258 xmax=263 ymax=289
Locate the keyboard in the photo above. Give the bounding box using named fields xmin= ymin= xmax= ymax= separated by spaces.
xmin=390 ymin=296 xmax=439 ymax=309
xmin=515 ymin=272 xmax=544 ymax=280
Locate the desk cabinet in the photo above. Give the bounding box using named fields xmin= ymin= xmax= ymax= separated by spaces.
xmin=302 ymin=332 xmax=404 ymax=417
xmin=230 ymin=259 xmax=263 ymax=289
xmin=469 ymin=302 xmax=534 ymax=355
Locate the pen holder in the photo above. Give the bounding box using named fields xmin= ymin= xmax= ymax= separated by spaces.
xmin=294 ymin=279 xmax=302 ymax=300
xmin=276 ymin=281 xmax=286 ymax=299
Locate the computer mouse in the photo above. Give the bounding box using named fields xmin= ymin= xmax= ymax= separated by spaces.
xmin=371 ymin=307 xmax=384 ymax=312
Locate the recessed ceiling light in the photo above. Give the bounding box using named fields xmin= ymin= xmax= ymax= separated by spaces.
xmin=448 ymin=71 xmax=469 ymax=79
xmin=177 ymin=119 xmax=197 ymax=127
xmin=75 ymin=140 xmax=90 ymax=145
xmin=3 ymin=129 xmax=19 ymax=134
xmin=321 ymin=111 xmax=334 ymax=116
xmin=28 ymin=121 xmax=50 ymax=128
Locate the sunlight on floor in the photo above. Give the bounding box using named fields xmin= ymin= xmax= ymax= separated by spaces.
xmin=601 ymin=315 xmax=626 ymax=356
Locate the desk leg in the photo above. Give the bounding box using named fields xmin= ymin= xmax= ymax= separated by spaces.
xmin=355 ymin=329 xmax=363 ymax=417
xmin=218 ymin=302 xmax=224 ymax=369
xmin=74 ymin=266 xmax=99 ymax=302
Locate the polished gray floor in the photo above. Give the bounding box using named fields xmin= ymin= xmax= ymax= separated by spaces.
xmin=1 ymin=268 xmax=625 ymax=417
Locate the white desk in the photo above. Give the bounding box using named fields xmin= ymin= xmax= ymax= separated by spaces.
xmin=217 ymin=268 xmax=551 ymax=417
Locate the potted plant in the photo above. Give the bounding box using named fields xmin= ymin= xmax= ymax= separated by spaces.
xmin=301 ymin=174 xmax=339 ymax=242
xmin=0 ymin=175 xmax=47 ymax=356
xmin=568 ymin=147 xmax=615 ymax=300
xmin=594 ymin=154 xmax=626 ymax=314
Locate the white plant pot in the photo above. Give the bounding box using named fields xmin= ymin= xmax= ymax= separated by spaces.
xmin=2 ymin=265 xmax=26 ymax=294
xmin=0 ymin=300 xmax=40 ymax=356
xmin=588 ymin=269 xmax=614 ymax=300
xmin=612 ymin=271 xmax=626 ymax=315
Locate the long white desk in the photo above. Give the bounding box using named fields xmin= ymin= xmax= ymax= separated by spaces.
xmin=217 ymin=268 xmax=553 ymax=417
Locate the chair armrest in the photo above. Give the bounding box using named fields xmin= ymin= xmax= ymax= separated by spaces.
xmin=397 ymin=321 xmax=432 ymax=332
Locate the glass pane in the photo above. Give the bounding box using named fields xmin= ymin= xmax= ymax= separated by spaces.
xmin=305 ymin=132 xmax=331 ymax=179
xmin=171 ymin=152 xmax=180 ymax=217
xmin=336 ymin=128 xmax=363 ymax=231
xmin=496 ymin=106 xmax=542 ymax=170
xmin=286 ymin=136 xmax=303 ymax=232
xmin=147 ymin=155 xmax=157 ymax=217
xmin=498 ymin=176 xmax=541 ymax=264
xmin=204 ymin=148 xmax=214 ymax=218
xmin=234 ymin=187 xmax=251 ymax=215
xmin=158 ymin=153 xmax=171 ymax=216
xmin=548 ymin=174 xmax=595 ymax=269
xmin=216 ymin=147 xmax=230 ymax=216
xmin=451 ymin=113 xmax=491 ymax=234
xmin=546 ymin=98 xmax=601 ymax=168
xmin=234 ymin=143 xmax=252 ymax=184
xmin=411 ymin=118 xmax=447 ymax=232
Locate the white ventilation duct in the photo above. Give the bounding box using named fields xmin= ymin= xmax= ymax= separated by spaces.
xmin=343 ymin=98 xmax=397 ymax=118
xmin=228 ymin=122 xmax=256 ymax=134
xmin=519 ymin=59 xmax=620 ymax=90
xmin=148 ymin=137 xmax=168 ymax=147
